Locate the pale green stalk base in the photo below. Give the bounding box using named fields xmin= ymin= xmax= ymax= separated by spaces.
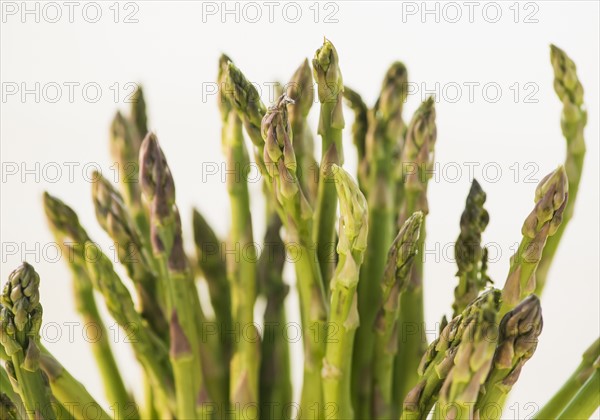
xmin=556 ymin=369 xmax=600 ymax=420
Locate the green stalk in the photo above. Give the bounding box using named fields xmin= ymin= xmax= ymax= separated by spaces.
xmin=139 ymin=134 xmax=204 ymax=418
xmin=342 ymin=86 xmax=369 ymax=195
xmin=43 ymin=193 xmax=136 ymax=414
xmin=312 ymin=39 xmax=345 ymax=289
xmin=475 ymin=295 xmax=543 ymax=418
xmin=394 ymin=97 xmax=437 ymax=411
xmin=353 ymin=62 xmax=408 ymax=418
xmin=1 ymin=355 xmax=26 ymax=419
xmin=287 ymin=59 xmax=318 ymax=204
xmin=536 ymin=338 xmax=599 ymax=419
xmin=556 ymin=367 xmax=600 ymax=420
xmin=452 ymin=180 xmax=491 ymax=317
xmin=500 ymin=167 xmax=568 ymax=316
xmin=261 ymin=95 xmax=328 ymax=418
xmin=0 ymin=263 xmax=55 ymax=419
xmin=536 ymin=45 xmax=587 ymax=295
xmin=258 ymin=215 xmax=292 ymax=419
xmin=322 ymin=165 xmax=368 ymax=420
xmin=372 ymin=212 xmax=422 ymax=419
xmin=0 ymin=391 xmax=19 ymax=420
xmin=38 ymin=348 xmax=111 ymax=420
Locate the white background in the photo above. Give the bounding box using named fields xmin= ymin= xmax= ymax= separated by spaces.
xmin=2 ymin=1 xmax=599 ymax=418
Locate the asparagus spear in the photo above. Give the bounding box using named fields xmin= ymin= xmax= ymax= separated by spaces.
xmin=139 ymin=133 xmax=205 ymax=418
xmin=286 ymin=59 xmax=319 ymax=204
xmin=131 ymin=85 xmax=149 ymax=139
xmin=372 ymin=211 xmax=423 ymax=419
xmin=394 ymin=97 xmax=437 ymax=409
xmin=536 ymin=338 xmax=600 ymax=419
xmin=261 ymin=94 xmax=328 ymax=417
xmin=536 ymin=45 xmax=587 ymax=295
xmin=37 ymin=349 xmax=111 ymax=420
xmin=258 ymin=215 xmax=292 ymax=419
xmin=92 ymin=172 xmax=168 ymax=340
xmin=501 ymin=167 xmax=568 ymax=314
xmin=0 ymin=263 xmax=55 ymax=419
xmin=475 ymin=295 xmax=543 ymax=418
xmin=342 ymin=86 xmax=369 ymax=194
xmin=353 ymin=62 xmax=409 ymax=418
xmin=312 ymin=38 xmax=345 ymax=288
xmin=452 ymin=180 xmax=491 ymax=317
xmin=1 ymin=362 xmax=26 ymax=419
xmin=0 ymin=392 xmax=18 ymax=420
xmin=43 ymin=193 xmax=135 ymax=414
xmin=401 ymin=289 xmax=501 ymax=419
xmin=322 ymin=164 xmax=368 ymax=420
xmin=218 ymin=55 xmax=260 ymax=418
xmin=556 ymin=360 xmax=600 ymax=420
xmin=437 ymin=292 xmax=500 ymax=420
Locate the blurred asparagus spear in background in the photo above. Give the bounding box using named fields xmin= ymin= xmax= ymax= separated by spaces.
xmin=43 ymin=193 xmax=134 ymax=415
xmin=0 ymin=263 xmax=55 ymax=419
xmin=131 ymin=86 xmax=149 ymax=140
xmin=312 ymin=38 xmax=345 ymax=288
xmin=475 ymin=295 xmax=543 ymax=418
xmin=322 ymin=165 xmax=368 ymax=420
xmin=353 ymin=62 xmax=409 ymax=418
xmin=218 ymin=55 xmax=260 ymax=418
xmin=536 ymin=45 xmax=587 ymax=295
xmin=342 ymin=86 xmax=369 ymax=194
xmin=501 ymin=167 xmax=568 ymax=314
xmin=394 ymin=97 xmax=437 ymax=409
xmin=536 ymin=338 xmax=600 ymax=419
xmin=372 ymin=211 xmax=422 ymax=419
xmin=287 ymin=59 xmax=319 ymax=204
xmin=452 ymin=180 xmax=491 ymax=317
xmin=556 ymin=358 xmax=600 ymax=419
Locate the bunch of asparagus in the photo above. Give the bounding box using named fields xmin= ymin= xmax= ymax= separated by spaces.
xmin=1 ymin=41 xmax=597 ymax=420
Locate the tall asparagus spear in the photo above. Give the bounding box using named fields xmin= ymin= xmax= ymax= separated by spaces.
xmin=372 ymin=211 xmax=422 ymax=419
xmin=353 ymin=62 xmax=409 ymax=418
xmin=394 ymin=97 xmax=437 ymax=408
xmin=43 ymin=193 xmax=134 ymax=414
xmin=0 ymin=263 xmax=55 ymax=419
xmin=92 ymin=172 xmax=168 ymax=340
xmin=342 ymin=86 xmax=369 ymax=194
xmin=437 ymin=292 xmax=500 ymax=420
xmin=287 ymin=59 xmax=319 ymax=204
xmin=131 ymin=85 xmax=149 ymax=139
xmin=536 ymin=45 xmax=587 ymax=295
xmin=139 ymin=133 xmax=205 ymax=418
xmin=312 ymin=38 xmax=345 ymax=288
xmin=258 ymin=215 xmax=292 ymax=419
xmin=322 ymin=164 xmax=368 ymax=420
xmin=556 ymin=359 xmax=599 ymax=420
xmin=401 ymin=289 xmax=501 ymax=419
xmin=475 ymin=295 xmax=543 ymax=418
xmin=218 ymin=55 xmax=260 ymax=418
xmin=261 ymin=94 xmax=328 ymax=417
xmin=536 ymin=338 xmax=600 ymax=419
xmin=501 ymin=167 xmax=568 ymax=315
xmin=452 ymin=180 xmax=491 ymax=317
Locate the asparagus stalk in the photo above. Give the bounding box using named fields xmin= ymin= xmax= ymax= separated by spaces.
xmin=501 ymin=167 xmax=568 ymax=315
xmin=261 ymin=94 xmax=328 ymax=417
xmin=258 ymin=215 xmax=292 ymax=419
xmin=37 ymin=349 xmax=111 ymax=420
xmin=401 ymin=289 xmax=501 ymax=419
xmin=1 ymin=362 xmax=26 ymax=419
xmin=139 ymin=133 xmax=205 ymax=418
xmin=286 ymin=59 xmax=319 ymax=204
xmin=342 ymin=86 xmax=369 ymax=194
xmin=372 ymin=211 xmax=423 ymax=419
xmin=556 ymin=362 xmax=600 ymax=420
xmin=475 ymin=295 xmax=543 ymax=418
xmin=131 ymin=85 xmax=149 ymax=139
xmin=43 ymin=193 xmax=135 ymax=413
xmin=312 ymin=38 xmax=345 ymax=288
xmin=0 ymin=392 xmax=18 ymax=420
xmin=218 ymin=56 xmax=260 ymax=418
xmin=92 ymin=172 xmax=168 ymax=340
xmin=437 ymin=292 xmax=501 ymax=420
xmin=536 ymin=338 xmax=600 ymax=419
xmin=394 ymin=97 xmax=437 ymax=409
xmin=0 ymin=263 xmax=55 ymax=419
xmin=322 ymin=165 xmax=368 ymax=420
xmin=452 ymin=180 xmax=491 ymax=317
xmin=353 ymin=62 xmax=409 ymax=418
xmin=536 ymin=45 xmax=587 ymax=295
